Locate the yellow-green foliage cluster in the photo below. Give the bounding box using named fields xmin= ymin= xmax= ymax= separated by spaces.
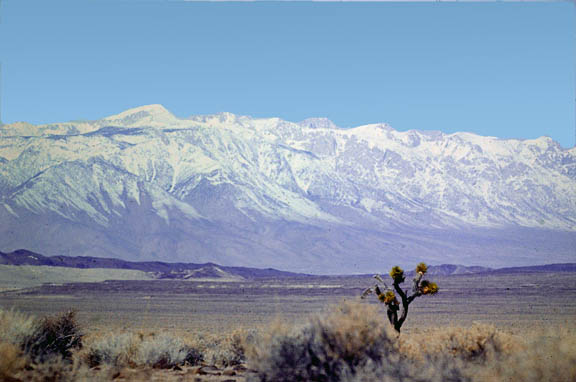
xmin=415 ymin=262 xmax=428 ymax=274
xmin=378 ymin=291 xmax=397 ymax=305
xmin=419 ymin=280 xmax=439 ymax=295
xmin=385 ymin=291 xmax=396 ymax=304
xmin=389 ymin=266 xmax=405 ymax=283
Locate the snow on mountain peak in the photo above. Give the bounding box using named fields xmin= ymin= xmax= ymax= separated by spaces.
xmin=186 ymin=112 xmax=249 ymax=126
xmin=103 ymin=104 xmax=177 ymax=126
xmin=1 ymin=105 xmax=575 ymax=272
xmin=298 ymin=118 xmax=338 ymax=130
xmin=0 ymin=121 xmax=37 ymax=136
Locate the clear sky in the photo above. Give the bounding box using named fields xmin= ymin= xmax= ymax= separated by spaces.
xmin=0 ymin=0 xmax=574 ymax=147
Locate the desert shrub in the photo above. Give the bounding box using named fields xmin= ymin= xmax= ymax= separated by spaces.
xmin=0 ymin=308 xmax=82 ymax=363
xmin=135 ymin=334 xmax=201 ymax=368
xmin=400 ymin=324 xmax=518 ymax=364
xmin=23 ymin=357 xmax=79 ymax=381
xmin=182 ymin=342 xmax=204 ymax=366
xmin=0 ymin=343 xmax=27 ymax=381
xmin=20 ymin=356 xmax=115 ymax=382
xmin=440 ymin=325 xmax=513 ymax=363
xmin=0 ymin=308 xmax=39 ymax=347
xmin=341 ymin=359 xmax=469 ymax=382
xmin=247 ymin=301 xmax=412 ymax=382
xmin=86 ymin=333 xmax=139 ymax=367
xmin=24 ymin=310 xmax=83 ymax=362
xmin=205 ymin=346 xmax=242 ymax=368
xmin=477 ymin=332 xmax=576 ymax=382
xmin=86 ymin=331 xmax=204 ymax=369
xmin=203 ymin=329 xmax=251 ymax=367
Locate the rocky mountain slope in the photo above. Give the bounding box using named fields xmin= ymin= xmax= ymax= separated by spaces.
xmin=0 ymin=105 xmax=574 ymax=273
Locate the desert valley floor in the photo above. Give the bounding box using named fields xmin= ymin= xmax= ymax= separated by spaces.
xmin=1 ymin=272 xmax=575 ymax=335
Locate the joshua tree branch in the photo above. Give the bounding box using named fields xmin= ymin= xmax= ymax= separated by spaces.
xmin=406 ymin=273 xmax=424 ymax=304
xmin=392 ymin=281 xmax=407 ymax=301
xmin=412 ymin=273 xmax=423 ymax=293
xmin=407 ymin=292 xmax=421 ymax=305
xmin=373 ymin=274 xmax=386 ymax=284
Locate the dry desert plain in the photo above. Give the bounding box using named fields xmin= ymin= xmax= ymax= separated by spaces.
xmin=1 ymin=270 xmax=575 ymax=381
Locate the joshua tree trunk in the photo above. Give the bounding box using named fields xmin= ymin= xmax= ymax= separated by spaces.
xmin=386 ymin=301 xmax=399 ymax=329
xmin=385 ymin=273 xmax=424 ymax=332
xmin=391 ymin=273 xmax=423 ymax=332
xmin=391 ymin=281 xmax=410 ymax=332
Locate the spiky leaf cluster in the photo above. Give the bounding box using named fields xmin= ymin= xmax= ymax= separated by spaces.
xmin=389 ymin=266 xmax=405 ymax=283
xmin=419 ymin=280 xmax=439 ymax=295
xmin=415 ymin=262 xmax=428 ymax=274
xmin=377 ymin=291 xmax=397 ymax=305
xmin=384 ymin=291 xmax=397 ymax=305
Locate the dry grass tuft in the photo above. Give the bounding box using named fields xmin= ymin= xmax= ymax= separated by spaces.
xmin=0 ymin=343 xmax=26 ymax=381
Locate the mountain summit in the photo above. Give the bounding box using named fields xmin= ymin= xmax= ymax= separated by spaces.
xmin=0 ymin=105 xmax=574 ymax=273
xmin=103 ymin=104 xmax=179 ymax=126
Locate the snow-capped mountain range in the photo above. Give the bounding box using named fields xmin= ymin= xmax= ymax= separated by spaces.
xmin=0 ymin=105 xmax=574 ymax=273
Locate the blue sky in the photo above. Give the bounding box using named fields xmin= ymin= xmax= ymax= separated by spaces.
xmin=0 ymin=1 xmax=574 ymax=147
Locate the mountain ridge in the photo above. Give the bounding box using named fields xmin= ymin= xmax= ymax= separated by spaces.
xmin=0 ymin=105 xmax=574 ymax=273
xmin=3 ymin=249 xmax=576 ymax=278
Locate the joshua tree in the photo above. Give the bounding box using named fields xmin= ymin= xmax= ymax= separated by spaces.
xmin=361 ymin=263 xmax=438 ymax=332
